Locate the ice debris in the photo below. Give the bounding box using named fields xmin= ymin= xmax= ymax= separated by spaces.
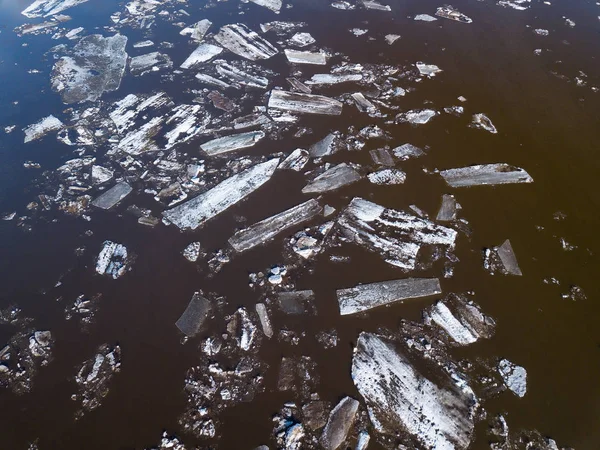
xmin=302 ymin=164 xmax=362 ymax=194
xmin=415 ymin=14 xmax=437 ymax=22
xmin=180 ymin=44 xmax=223 ymax=69
xmin=175 ymin=292 xmax=212 ymax=337
xmin=320 ymin=396 xmax=360 ymax=450
xmin=471 ymin=113 xmax=498 ymax=134
xmin=91 ymin=181 xmax=132 ymax=210
xmin=201 ymin=131 xmax=265 ymax=156
xmin=268 ymin=90 xmax=343 ymax=116
xmin=249 ymin=0 xmax=282 ymax=13
xmin=368 ymin=168 xmax=406 ymax=185
xmin=22 ymin=0 xmax=88 ymax=18
xmin=95 ymin=241 xmax=131 ymax=279
xmin=284 ymin=49 xmax=328 ymax=65
xmin=498 ymin=359 xmax=527 ymax=397
xmin=440 ymin=164 xmax=533 ymax=187
xmin=182 ymin=242 xmax=202 ymax=262
xmin=484 ymin=239 xmax=522 ymax=276
xmin=436 ymin=194 xmax=460 ymax=221
xmin=436 ymin=6 xmax=473 ymax=23
xmin=23 ymin=115 xmax=64 ymax=143
xmin=214 ymin=24 xmax=278 ymax=61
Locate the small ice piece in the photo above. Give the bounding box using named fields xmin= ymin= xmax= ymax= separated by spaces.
xmin=91 ymin=181 xmax=132 ymax=210
xmin=279 ymin=149 xmax=309 ymax=171
xmin=306 ymin=73 xmax=363 ymax=85
xmin=302 ymin=163 xmax=362 ymax=194
xmin=182 ymin=242 xmax=201 ymax=262
xmin=424 ymin=295 xmax=496 ymax=345
xmin=337 ymin=278 xmax=441 ymax=315
xmin=370 ymin=148 xmax=395 ymax=166
xmin=471 ymin=113 xmax=498 ymax=134
xmin=440 ymin=164 xmax=533 ymax=187
xmin=362 ymin=0 xmax=391 ymax=11
xmin=249 ymin=0 xmax=282 ymax=12
xmin=200 ymin=131 xmax=265 ymax=156
xmin=332 ymin=1 xmax=355 ymax=9
xmin=233 ymin=307 xmax=257 ymax=351
xmin=337 ymin=198 xmax=457 ymax=270
xmin=351 ymin=93 xmax=376 ymax=114
xmin=268 ymin=90 xmax=343 ymax=115
xmin=130 ymin=52 xmax=172 ymax=75
xmin=355 ymin=431 xmax=370 ymax=450
xmin=95 ymin=241 xmax=129 ymax=279
xmin=290 ymin=32 xmax=315 ymax=47
xmin=23 ymin=115 xmax=64 ymax=143
xmin=214 ymin=24 xmax=278 ymax=61
xmin=498 ymin=359 xmax=527 ymax=397
xmin=436 ymin=194 xmax=458 ymax=221
xmin=22 ymin=0 xmax=88 ymax=18
xmin=278 ymin=290 xmax=315 ymax=315
xmin=385 ymin=34 xmax=401 ymax=44
xmin=180 ymin=43 xmax=223 ymax=68
xmin=392 ymin=143 xmax=424 ymax=160
xmin=320 ymin=397 xmax=360 ymax=450
xmin=414 ymin=14 xmax=437 ymax=21
xmin=352 ymin=333 xmax=477 ymax=449
xmin=229 ymin=199 xmax=322 ymax=252
xmin=163 ymin=159 xmax=279 ymax=230
xmin=350 ymin=28 xmax=368 ymax=36
xmin=51 ymin=34 xmax=128 ymax=104
xmin=255 ymin=303 xmax=273 ymax=338
xmin=484 ymin=239 xmax=522 ymax=276
xmin=398 ymin=109 xmax=438 ymax=124
xmin=368 ymin=168 xmax=406 ymax=185
xmin=416 ymin=62 xmax=442 ymax=77
xmin=534 ymin=28 xmax=549 ymax=36
xmin=175 ymin=292 xmax=211 ymax=337
xmin=284 ymin=49 xmax=327 ymax=65
xmin=309 ymin=133 xmax=337 ymax=157
xmin=91 ymin=166 xmax=113 ymax=185
xmin=180 ymin=19 xmax=212 ymax=41
xmin=435 ymin=6 xmax=473 ymax=23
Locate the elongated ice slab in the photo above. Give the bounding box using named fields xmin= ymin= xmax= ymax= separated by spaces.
xmin=306 ymin=73 xmax=362 ymax=85
xmin=440 ymin=164 xmax=533 ymax=187
xmin=362 ymin=0 xmax=391 ymax=11
xmin=302 ymin=164 xmax=362 ymax=194
xmin=284 ymin=49 xmax=327 ymax=65
xmin=337 ymin=278 xmax=441 ymax=315
xmin=22 ymin=0 xmax=88 ymax=18
xmin=268 ymin=90 xmax=342 ymax=115
xmin=416 ymin=62 xmax=442 ymax=77
xmin=23 ymin=115 xmax=64 ymax=143
xmin=175 ymin=293 xmax=212 ymax=337
xmin=279 ymin=149 xmax=309 ymax=171
xmin=51 ymin=34 xmax=128 ymax=104
xmin=229 ymin=199 xmax=322 ymax=252
xmin=255 ymin=303 xmax=273 ymax=338
xmin=320 ymin=397 xmax=359 ymax=450
xmin=163 ymin=159 xmax=280 ymax=230
xmin=91 ymin=182 xmax=132 ymax=209
xmin=180 ymin=44 xmax=223 ymax=69
xmin=352 ymin=333 xmax=476 ymax=449
xmin=337 ymin=198 xmax=457 ymax=270
xmin=201 ymin=131 xmax=265 ymax=156
xmin=368 ymin=168 xmax=406 ymax=185
xmin=436 ymin=6 xmax=473 ymax=23
xmin=214 ymin=24 xmax=278 ymax=61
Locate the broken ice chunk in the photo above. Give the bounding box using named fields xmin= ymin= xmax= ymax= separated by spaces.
xmin=95 ymin=241 xmax=130 ymax=279
xmin=229 ymin=199 xmax=322 ymax=253
xmin=397 ymin=109 xmax=438 ymax=124
xmin=91 ymin=165 xmax=114 ymax=185
xmin=414 ymin=14 xmax=437 ymax=21
xmin=130 ymin=52 xmax=172 ymax=75
xmin=278 ymin=149 xmax=309 ymax=171
xmin=23 ymin=115 xmax=64 ymax=143
xmin=484 ymin=239 xmax=522 ymax=276
xmin=337 ymin=198 xmax=457 ymax=270
xmin=268 ymin=90 xmax=343 ymax=115
xmin=337 ymin=278 xmax=441 ymax=315
xmin=287 ymin=77 xmax=312 ymax=94
xmin=182 ymin=242 xmax=201 ymax=262
xmin=351 ymin=92 xmax=377 ymax=115
xmin=230 ymin=308 xmax=257 ymax=351
xmin=471 ymin=113 xmax=498 ymax=134
xmin=180 ymin=19 xmax=212 ymax=41
xmin=200 ymin=131 xmax=265 ymax=156
xmin=498 ymin=359 xmax=527 ymax=397
xmin=440 ymin=164 xmax=533 ymax=187
xmin=306 ymin=73 xmax=363 ymax=85
xmin=436 ymin=194 xmax=459 ymax=221
xmin=215 ymin=61 xmax=270 ymax=89
xmin=392 ymin=143 xmax=425 ymax=160
xmin=309 ymin=133 xmax=338 ymax=157
xmin=278 ymin=290 xmax=315 ymax=315
xmin=424 ymin=295 xmax=495 ymax=345
xmin=180 ymin=43 xmax=223 ymax=69
xmin=255 ymin=303 xmax=273 ymax=338
xmin=195 ymin=73 xmax=232 ymax=90
xmin=214 ymin=24 xmax=278 ymax=61
xmin=436 ymin=6 xmax=473 ymax=23
xmin=416 ymin=62 xmax=442 ymax=77
xmin=352 ymin=333 xmax=477 ymax=448
xmin=163 ymin=159 xmax=280 ymax=230
xmin=91 ymin=181 xmax=132 ymax=210
xmin=362 ymin=0 xmax=391 ymax=11
xmin=249 ymin=0 xmax=282 ymax=12
xmin=302 ymin=164 xmax=362 ymax=194
xmin=175 ymin=292 xmax=212 ymax=337
xmin=290 ymin=32 xmax=315 ymax=47
xmin=367 ymin=168 xmax=406 ymax=185
xmin=22 ymin=0 xmax=88 ymax=18
xmin=385 ymin=34 xmax=401 ymax=44
xmin=51 ymin=34 xmax=128 ymax=104
xmin=370 ymin=148 xmax=395 ymax=166
xmin=284 ymin=49 xmax=327 ymax=65
xmin=320 ymin=396 xmax=360 ymax=450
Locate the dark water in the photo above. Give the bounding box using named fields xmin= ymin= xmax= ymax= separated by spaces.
xmin=1 ymin=0 xmax=600 ymax=449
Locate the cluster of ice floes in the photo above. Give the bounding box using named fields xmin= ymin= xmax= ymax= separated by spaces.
xmin=3 ymin=0 xmax=582 ymax=448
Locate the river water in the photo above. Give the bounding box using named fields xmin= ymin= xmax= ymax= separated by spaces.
xmin=0 ymin=0 xmax=599 ymax=449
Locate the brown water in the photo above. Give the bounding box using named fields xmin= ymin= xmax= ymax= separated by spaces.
xmin=1 ymin=0 xmax=600 ymax=449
